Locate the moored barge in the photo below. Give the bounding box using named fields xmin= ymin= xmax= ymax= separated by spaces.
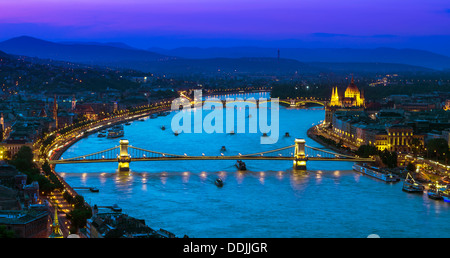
xmin=353 ymin=163 xmax=400 ymax=182
xmin=402 ymin=173 xmax=425 ymax=193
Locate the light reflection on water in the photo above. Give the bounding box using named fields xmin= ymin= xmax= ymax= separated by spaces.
xmin=56 ymin=93 xmax=450 ymax=238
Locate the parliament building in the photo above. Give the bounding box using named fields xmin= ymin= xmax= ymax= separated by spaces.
xmin=325 ymin=76 xmax=365 ymax=124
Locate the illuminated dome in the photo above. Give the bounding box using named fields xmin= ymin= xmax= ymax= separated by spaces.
xmin=344 ymin=77 xmax=360 ymax=98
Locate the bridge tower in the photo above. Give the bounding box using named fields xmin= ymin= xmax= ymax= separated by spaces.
xmin=290 ymin=100 xmax=296 ymax=107
xmin=118 ymin=139 xmax=131 ymax=172
xmin=293 ymin=138 xmax=307 ymax=170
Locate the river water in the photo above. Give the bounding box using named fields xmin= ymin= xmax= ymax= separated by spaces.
xmin=56 ymin=93 xmax=450 ymax=238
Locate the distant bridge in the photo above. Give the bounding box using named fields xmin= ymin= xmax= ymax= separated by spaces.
xmin=196 ymin=98 xmax=327 ymax=108
xmin=49 ymin=138 xmax=373 ymax=171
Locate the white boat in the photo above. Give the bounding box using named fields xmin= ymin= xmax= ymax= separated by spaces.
xmin=353 ymin=163 xmax=400 ymax=182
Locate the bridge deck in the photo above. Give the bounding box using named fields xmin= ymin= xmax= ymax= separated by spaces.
xmin=50 ymin=156 xmax=373 ymax=164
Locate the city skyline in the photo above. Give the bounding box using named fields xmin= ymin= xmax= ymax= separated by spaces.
xmin=1 ymin=0 xmax=450 ymax=54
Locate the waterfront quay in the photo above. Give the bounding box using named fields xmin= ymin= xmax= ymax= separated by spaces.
xmin=310 ymin=116 xmax=449 ymax=182
xmin=0 ymin=94 xmax=178 ymax=237
xmin=42 ymin=101 xmax=178 ymax=237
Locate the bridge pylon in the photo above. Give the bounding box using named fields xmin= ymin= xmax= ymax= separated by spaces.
xmin=293 ymin=138 xmax=307 ymax=170
xmin=118 ymin=139 xmax=131 ymax=172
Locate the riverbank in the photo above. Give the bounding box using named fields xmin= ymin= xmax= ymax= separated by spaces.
xmin=48 ymin=103 xmax=172 ymax=162
xmin=306 ymin=125 xmax=355 ymax=156
xmin=38 ymin=102 xmax=174 ymax=237
xmin=307 ymin=124 xmax=450 ymax=183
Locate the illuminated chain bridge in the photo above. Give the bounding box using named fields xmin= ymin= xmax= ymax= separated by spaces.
xmin=48 ymin=138 xmax=374 ymax=172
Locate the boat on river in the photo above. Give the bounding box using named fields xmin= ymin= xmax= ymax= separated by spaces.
xmin=107 ymin=124 xmax=124 ymax=138
xmin=89 ymin=187 xmax=99 ymax=193
xmin=215 ymin=178 xmax=224 ymax=187
xmin=235 ymin=160 xmax=247 ymax=170
xmin=111 ymin=204 xmax=122 ymax=212
xmin=402 ymin=173 xmax=425 ymax=193
xmin=439 ymin=186 xmax=450 ymax=202
xmin=443 ymin=191 xmax=450 ymax=203
xmin=426 ymin=182 xmax=447 ymax=200
xmin=352 ymin=163 xmax=399 ymax=182
xmin=428 ymin=188 xmax=443 ymax=200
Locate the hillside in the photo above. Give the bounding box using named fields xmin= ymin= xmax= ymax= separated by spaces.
xmin=0 ymin=51 xmax=143 ymax=93
xmin=0 ymin=36 xmax=439 ymax=75
xmin=149 ymin=47 xmax=450 ymax=70
xmin=0 ymin=36 xmax=170 ymax=64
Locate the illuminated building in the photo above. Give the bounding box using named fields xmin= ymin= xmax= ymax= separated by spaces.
xmin=386 ymin=125 xmax=424 ymax=153
xmin=330 ymin=86 xmax=340 ymax=107
xmin=0 ymin=146 xmax=5 ymax=160
xmin=325 ymin=75 xmax=365 ymax=124
xmin=329 ymin=76 xmax=365 ymax=108
xmin=48 ymin=208 xmax=64 ymax=238
xmin=330 ymin=111 xmax=425 ymax=153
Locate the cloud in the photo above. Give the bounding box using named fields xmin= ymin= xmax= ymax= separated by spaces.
xmin=310 ymin=33 xmax=351 ymax=38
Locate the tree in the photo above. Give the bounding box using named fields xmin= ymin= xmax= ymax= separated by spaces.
xmin=426 ymin=138 xmax=449 ymax=161
xmin=0 ymin=225 xmax=15 ymax=238
xmin=42 ymin=161 xmax=52 ymax=175
xmin=411 ymin=138 xmax=424 ymax=156
xmin=67 ymin=207 xmax=92 ymax=233
xmin=65 ymin=195 xmax=92 ymax=233
xmin=357 ymin=145 xmax=378 ymax=158
xmin=406 ymin=163 xmax=416 ymax=172
xmin=379 ymin=149 xmax=398 ymax=168
xmin=10 ymin=146 xmax=35 ymax=172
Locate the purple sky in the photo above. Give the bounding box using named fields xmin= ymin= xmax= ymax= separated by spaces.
xmin=1 ymin=0 xmax=450 ymax=53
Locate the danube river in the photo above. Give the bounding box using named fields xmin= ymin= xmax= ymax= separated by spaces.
xmin=56 ymin=93 xmax=450 ymax=238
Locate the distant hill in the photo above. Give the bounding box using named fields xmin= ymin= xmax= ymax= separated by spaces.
xmin=148 ymin=46 xmax=450 ymax=70
xmin=59 ymin=41 xmax=138 ymax=50
xmin=114 ymin=57 xmax=434 ymax=76
xmin=0 ymin=36 xmax=170 ymax=64
xmin=0 ymin=36 xmax=439 ymax=75
xmin=0 ymin=48 xmax=144 ymax=92
xmin=0 ymin=50 xmax=9 ymax=58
